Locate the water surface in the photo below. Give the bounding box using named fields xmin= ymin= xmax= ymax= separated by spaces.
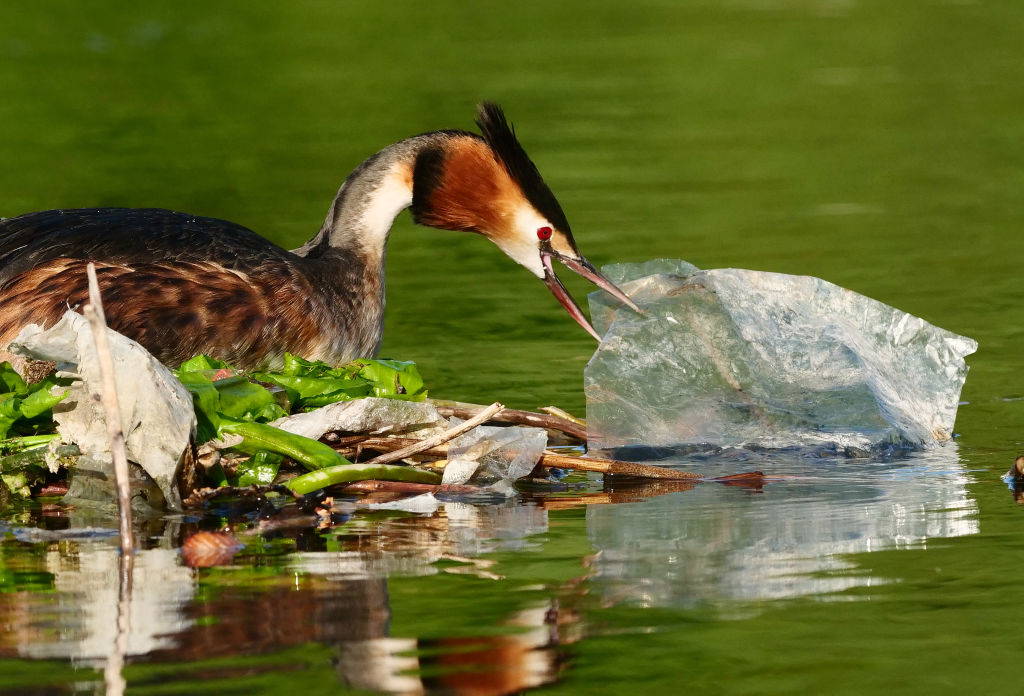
xmin=2 ymin=1 xmax=1023 ymax=693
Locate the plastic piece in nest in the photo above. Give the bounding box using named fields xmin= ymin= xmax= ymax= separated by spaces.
xmin=444 ymin=421 xmax=547 ymax=493
xmin=270 ymin=397 xmax=447 ymax=440
xmin=9 ymin=310 xmax=197 ymax=509
xmin=585 ymin=260 xmax=978 ymax=456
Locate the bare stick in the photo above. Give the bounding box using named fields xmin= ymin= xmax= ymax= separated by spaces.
xmin=365 ymin=402 xmax=504 ymax=465
xmin=82 ymin=263 xmax=134 ymax=554
xmin=539 ymin=451 xmax=702 ymax=480
xmin=341 ymin=435 xmax=701 ymax=481
xmin=431 ymin=400 xmax=586 ymax=440
xmin=539 ymin=405 xmax=586 ymax=426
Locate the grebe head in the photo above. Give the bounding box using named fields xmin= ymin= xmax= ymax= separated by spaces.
xmin=410 ymin=102 xmax=639 ymax=340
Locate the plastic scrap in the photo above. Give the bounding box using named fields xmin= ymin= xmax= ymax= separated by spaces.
xmin=444 ymin=421 xmax=547 ymax=493
xmin=586 ymin=260 xmax=978 ymax=455
xmin=270 ymin=397 xmax=448 ymax=440
xmin=10 ymin=311 xmax=195 ymax=508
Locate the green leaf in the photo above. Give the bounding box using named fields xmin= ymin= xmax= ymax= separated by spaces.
xmin=212 ymin=377 xmax=287 ymax=423
xmin=174 ymin=370 xmax=223 ymax=442
xmin=178 ymin=354 xmax=234 ymax=372
xmin=0 ymin=391 xmax=68 ymax=439
xmin=352 ymin=359 xmax=427 ymax=400
xmin=0 ymin=363 xmax=27 ymax=395
xmin=236 ymin=451 xmax=283 ymax=486
xmin=252 ymin=372 xmax=371 ymax=410
xmin=175 ymin=353 xmax=430 ymax=491
xmin=19 ymin=386 xmax=69 ymax=420
xmin=1 ymin=472 xmax=31 ymax=498
xmin=280 ymin=353 xmax=339 ymax=377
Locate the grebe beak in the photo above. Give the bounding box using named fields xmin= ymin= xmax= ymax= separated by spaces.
xmin=541 ymin=252 xmax=642 ymax=341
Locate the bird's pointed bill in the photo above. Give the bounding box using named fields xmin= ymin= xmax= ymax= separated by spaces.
xmin=541 ymin=253 xmax=640 ymax=342
xmin=556 ymin=255 xmax=643 ymax=314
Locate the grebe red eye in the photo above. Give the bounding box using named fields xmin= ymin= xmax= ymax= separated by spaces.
xmin=537 ymin=226 xmax=553 ymax=241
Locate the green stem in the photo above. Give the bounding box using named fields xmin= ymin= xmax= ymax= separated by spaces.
xmin=286 ymin=463 xmax=442 ymax=495
xmin=219 ymin=420 xmax=349 ymax=471
xmin=0 ymin=433 xmax=61 ymax=453
xmin=0 ymin=444 xmax=78 ymax=473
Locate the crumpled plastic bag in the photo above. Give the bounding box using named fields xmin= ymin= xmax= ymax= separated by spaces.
xmin=10 ymin=311 xmax=195 ymax=509
xmin=270 ymin=398 xmax=447 ymax=440
xmin=442 ymin=421 xmax=547 ymax=494
xmin=585 ymin=260 xmax=978 ymax=455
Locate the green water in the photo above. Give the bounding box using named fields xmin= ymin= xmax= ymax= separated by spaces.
xmin=2 ymin=1 xmax=1024 ymax=694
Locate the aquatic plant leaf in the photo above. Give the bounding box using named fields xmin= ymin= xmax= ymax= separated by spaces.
xmin=351 ymin=359 xmax=427 ymax=400
xmin=178 ymin=354 xmax=234 ymax=372
xmin=175 ymin=353 xmax=429 ymax=490
xmin=0 ymin=363 xmax=27 ymax=394
xmin=256 ymin=354 xmax=426 ymax=407
xmin=279 ymin=353 xmax=342 ymax=378
xmin=252 ymin=373 xmax=371 ymax=408
xmin=0 ymin=366 xmax=68 ymax=439
xmin=1 ymin=472 xmax=31 ymax=497
xmin=18 ymin=386 xmax=69 ymax=420
xmin=236 ymin=451 xmax=282 ymax=486
xmin=174 ymin=371 xmax=223 ymax=443
xmin=0 ymin=433 xmax=61 ymax=456
xmin=211 ymin=377 xmax=288 ymax=423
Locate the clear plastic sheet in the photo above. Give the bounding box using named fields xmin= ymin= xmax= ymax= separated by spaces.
xmin=586 ymin=260 xmax=977 ymax=456
xmin=443 ymin=421 xmax=548 ymax=492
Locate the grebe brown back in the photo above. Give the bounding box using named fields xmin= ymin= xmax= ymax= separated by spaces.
xmin=0 ymin=103 xmax=638 ymax=369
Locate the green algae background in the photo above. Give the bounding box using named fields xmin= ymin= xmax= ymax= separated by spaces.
xmin=4 ymin=1 xmax=1021 ymax=416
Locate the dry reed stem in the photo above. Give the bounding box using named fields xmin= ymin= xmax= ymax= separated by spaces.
xmin=84 ymin=263 xmax=134 ymax=696
xmin=431 ymin=401 xmax=586 ymax=440
xmin=82 ymin=263 xmax=134 ymax=554
xmin=336 ymin=435 xmax=701 ymax=481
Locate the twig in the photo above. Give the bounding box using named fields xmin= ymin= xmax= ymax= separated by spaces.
xmin=539 ymin=405 xmax=586 ymax=426
xmin=83 ymin=263 xmax=133 ymax=696
xmin=82 ymin=263 xmax=134 ymax=555
xmin=539 ymin=451 xmax=702 ymax=480
xmin=431 ymin=401 xmax=586 ymax=440
xmin=365 ymin=401 xmax=504 ymax=465
xmin=336 ymin=435 xmax=701 ymax=481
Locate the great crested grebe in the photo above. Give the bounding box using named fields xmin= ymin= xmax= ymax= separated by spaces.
xmin=0 ymin=102 xmax=639 ymax=369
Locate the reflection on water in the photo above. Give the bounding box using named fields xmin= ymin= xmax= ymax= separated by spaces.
xmin=0 ymin=499 xmax=571 ymax=694
xmin=587 ymin=444 xmax=978 ymax=607
xmin=0 ymin=445 xmax=981 ymax=694
xmin=291 ymin=500 xmax=549 ymax=579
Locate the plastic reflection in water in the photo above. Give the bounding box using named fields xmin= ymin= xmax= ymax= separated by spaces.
xmin=585 ymin=445 xmax=978 ymax=606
